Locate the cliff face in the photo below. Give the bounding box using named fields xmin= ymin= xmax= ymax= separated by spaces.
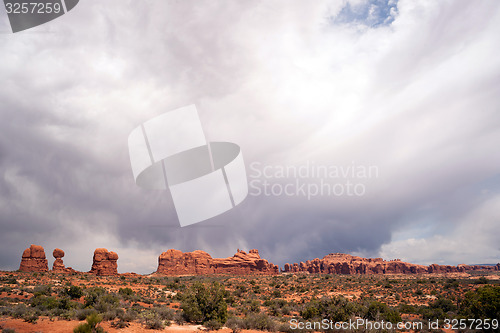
xmin=283 ymin=253 xmax=499 ymax=274
xmin=156 ymin=249 xmax=279 ymax=275
xmin=90 ymin=248 xmax=119 ymax=276
xmin=19 ymin=245 xmax=48 ymax=272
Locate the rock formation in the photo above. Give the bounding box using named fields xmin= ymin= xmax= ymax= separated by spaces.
xmin=283 ymin=253 xmax=499 ymax=275
xmin=90 ymin=248 xmax=118 ymax=276
xmin=19 ymin=244 xmax=48 ymax=272
xmin=51 ymin=248 xmax=76 ymax=273
xmin=156 ymin=249 xmax=279 ymax=275
xmin=52 ymin=248 xmax=65 ymax=272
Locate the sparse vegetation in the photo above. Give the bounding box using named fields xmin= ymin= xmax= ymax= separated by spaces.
xmin=0 ymin=270 xmax=499 ymax=331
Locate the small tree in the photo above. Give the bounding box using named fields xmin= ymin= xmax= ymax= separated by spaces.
xmin=460 ymin=285 xmax=500 ymax=320
xmin=73 ymin=313 xmax=106 ymax=333
xmin=181 ymin=282 xmax=227 ymax=326
xmin=66 ymin=285 xmax=84 ymax=299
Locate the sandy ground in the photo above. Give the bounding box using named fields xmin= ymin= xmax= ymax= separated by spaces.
xmin=0 ymin=317 xmax=264 ymax=333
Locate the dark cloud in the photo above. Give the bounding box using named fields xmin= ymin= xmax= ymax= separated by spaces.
xmin=1 ymin=0 xmax=499 ymax=273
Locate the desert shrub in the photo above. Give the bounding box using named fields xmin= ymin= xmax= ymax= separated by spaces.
xmin=65 ymin=286 xmax=84 ymax=300
xmin=181 ymin=282 xmax=227 ymax=325
xmin=226 ymin=317 xmax=245 ymax=333
xmin=398 ymin=303 xmax=417 ymax=314
xmin=249 ymin=299 xmax=260 ymax=313
xmin=301 ymin=296 xmax=359 ymax=323
xmin=173 ymin=311 xmax=185 ymax=325
xmin=111 ymin=319 xmax=130 ymax=328
xmin=301 ymin=304 xmax=319 ymax=320
xmin=118 ymin=309 xmax=138 ymax=322
xmin=365 ymin=301 xmax=401 ymax=324
xmin=205 ymin=319 xmax=222 ymax=330
xmin=75 ymin=308 xmax=97 ymax=321
xmin=4 ymin=277 xmax=17 ymax=285
xmin=0 ymin=306 xmax=10 ymax=316
xmin=118 ymin=287 xmax=134 ymax=300
xmin=60 ymin=309 xmax=77 ymax=321
xmin=444 ymin=279 xmax=459 ymax=289
xmin=11 ymin=304 xmax=29 ymax=318
xmin=30 ymin=295 xmax=59 ymax=311
xmin=141 ymin=310 xmax=165 ymax=329
xmin=32 ymin=285 xmax=52 ymax=296
xmin=153 ymin=307 xmax=174 ymax=321
xmin=102 ymin=308 xmax=124 ymax=321
xmin=84 ymin=287 xmax=106 ymax=308
xmin=475 ymin=276 xmax=490 ymax=285
xmin=459 ymin=285 xmax=500 ymax=320
xmin=430 ymin=297 xmax=457 ymax=313
xmin=2 ymin=329 xmax=17 ymax=333
xmin=244 ymin=313 xmax=276 ymax=331
xmin=22 ymin=310 xmax=39 ymax=324
xmin=73 ymin=313 xmax=106 ymax=333
xmin=419 ymin=306 xmax=444 ymax=321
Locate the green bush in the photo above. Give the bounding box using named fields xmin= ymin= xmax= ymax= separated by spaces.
xmin=301 ymin=296 xmax=360 ymax=323
xmin=65 ymin=286 xmax=84 ymax=300
xmin=32 ymin=284 xmax=52 ymax=296
xmin=181 ymin=282 xmax=227 ymax=325
xmin=204 ymin=319 xmax=222 ymax=331
xmin=141 ymin=310 xmax=165 ymax=329
xmin=243 ymin=313 xmax=276 ymax=331
xmin=30 ymin=295 xmax=60 ymax=311
xmin=475 ymin=276 xmax=490 ymax=285
xmin=419 ymin=306 xmax=444 ymax=321
xmin=73 ymin=313 xmax=106 ymax=333
xmin=365 ymin=301 xmax=401 ymax=323
xmin=84 ymin=287 xmax=106 ymax=308
xmin=430 ymin=297 xmax=457 ymax=313
xmin=226 ymin=317 xmax=245 ymax=333
xmin=460 ymin=285 xmax=500 ymax=319
xmin=118 ymin=287 xmax=134 ymax=298
xmin=75 ymin=309 xmax=97 ymax=321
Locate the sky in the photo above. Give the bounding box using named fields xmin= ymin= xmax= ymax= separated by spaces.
xmin=1 ymin=0 xmax=499 ymax=274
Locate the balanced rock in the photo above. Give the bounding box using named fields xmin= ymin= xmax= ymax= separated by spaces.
xmin=52 ymin=248 xmax=66 ymax=272
xmin=90 ymin=248 xmax=119 ymax=276
xmin=156 ymin=249 xmax=278 ymax=275
xmin=19 ymin=244 xmax=48 ymax=272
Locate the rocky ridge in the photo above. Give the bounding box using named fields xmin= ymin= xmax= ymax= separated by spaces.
xmin=283 ymin=253 xmax=500 ymax=274
xmin=156 ymin=249 xmax=279 ymax=275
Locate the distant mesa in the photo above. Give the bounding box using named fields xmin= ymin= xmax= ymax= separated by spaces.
xmin=156 ymin=249 xmax=279 ymax=275
xmin=19 ymin=244 xmax=48 ymax=272
xmin=283 ymin=253 xmax=500 ymax=274
xmin=90 ymin=248 xmax=119 ymax=276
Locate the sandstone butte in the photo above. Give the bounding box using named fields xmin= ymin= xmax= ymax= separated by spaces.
xmin=89 ymin=248 xmax=119 ymax=276
xmin=19 ymin=244 xmax=48 ymax=272
xmin=156 ymin=249 xmax=279 ymax=275
xmin=283 ymin=253 xmax=500 ymax=274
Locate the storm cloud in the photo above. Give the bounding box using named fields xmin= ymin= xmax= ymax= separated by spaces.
xmin=1 ymin=0 xmax=499 ymax=273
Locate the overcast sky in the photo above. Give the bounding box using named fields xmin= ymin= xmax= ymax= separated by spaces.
xmin=1 ymin=0 xmax=499 ymax=274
